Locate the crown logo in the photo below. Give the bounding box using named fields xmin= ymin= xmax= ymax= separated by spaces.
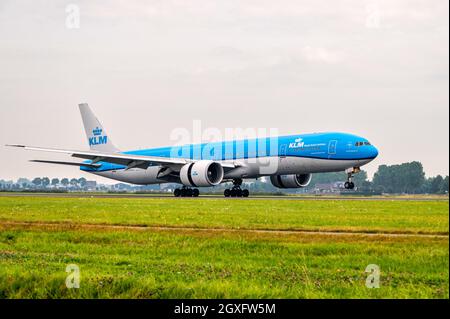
xmin=93 ymin=127 xmax=103 ymax=136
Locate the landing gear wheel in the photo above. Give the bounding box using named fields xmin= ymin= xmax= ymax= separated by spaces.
xmin=344 ymin=182 xmax=355 ymax=190
xmin=175 ymin=187 xmax=199 ymax=197
xmin=223 ymin=179 xmax=250 ymax=197
xmin=344 ymin=167 xmax=357 ymax=190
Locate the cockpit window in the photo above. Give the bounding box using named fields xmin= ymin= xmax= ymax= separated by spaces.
xmin=355 ymin=141 xmax=370 ymax=147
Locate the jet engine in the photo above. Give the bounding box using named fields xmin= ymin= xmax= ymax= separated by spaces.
xmin=180 ymin=161 xmax=224 ymax=187
xmin=270 ymin=173 xmax=312 ymax=189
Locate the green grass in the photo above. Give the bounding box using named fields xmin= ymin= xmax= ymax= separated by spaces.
xmin=0 ymin=196 xmax=448 ymax=298
xmin=0 ymin=197 xmax=448 ymax=234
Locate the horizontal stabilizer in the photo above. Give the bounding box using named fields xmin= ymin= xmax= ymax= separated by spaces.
xmin=30 ymin=160 xmax=101 ymax=169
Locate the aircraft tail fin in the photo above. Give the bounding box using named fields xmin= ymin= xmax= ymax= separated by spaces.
xmin=78 ymin=103 xmax=120 ymax=152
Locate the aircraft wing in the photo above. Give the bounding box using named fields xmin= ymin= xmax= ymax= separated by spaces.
xmin=30 ymin=160 xmax=102 ymax=169
xmin=7 ymin=145 xmax=236 ymax=170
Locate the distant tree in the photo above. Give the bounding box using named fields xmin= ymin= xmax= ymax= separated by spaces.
xmin=430 ymin=175 xmax=444 ymax=194
xmin=17 ymin=178 xmax=31 ymax=186
xmin=373 ymin=162 xmax=425 ymax=194
xmin=353 ymin=170 xmax=368 ymax=185
xmin=405 ymin=162 xmax=426 ymax=193
xmin=372 ymin=165 xmax=390 ymax=192
xmin=41 ymin=177 xmax=50 ymax=188
xmin=440 ymin=176 xmax=449 ymax=194
xmin=51 ymin=178 xmax=60 ymax=187
xmin=32 ymin=177 xmax=42 ymax=187
xmin=61 ymin=178 xmax=69 ymax=187
xmin=420 ymin=177 xmax=433 ymax=193
xmin=78 ymin=177 xmax=87 ymax=188
xmin=70 ymin=178 xmax=79 ymax=187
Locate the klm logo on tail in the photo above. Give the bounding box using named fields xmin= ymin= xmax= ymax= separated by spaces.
xmin=89 ymin=127 xmax=108 ymax=146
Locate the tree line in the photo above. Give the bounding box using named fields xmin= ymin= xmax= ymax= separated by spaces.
xmin=30 ymin=177 xmax=88 ymax=188
xmin=309 ymin=161 xmax=448 ymax=194
xmin=1 ymin=161 xmax=448 ymax=194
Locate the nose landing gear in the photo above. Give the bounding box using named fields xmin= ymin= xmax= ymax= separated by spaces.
xmin=344 ymin=167 xmax=360 ymax=190
xmin=224 ymin=179 xmax=250 ymax=197
xmin=344 ymin=181 xmax=355 ymax=190
xmin=174 ymin=186 xmax=200 ymax=197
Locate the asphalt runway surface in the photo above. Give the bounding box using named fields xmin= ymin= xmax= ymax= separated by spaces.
xmin=0 ymin=192 xmax=448 ymax=201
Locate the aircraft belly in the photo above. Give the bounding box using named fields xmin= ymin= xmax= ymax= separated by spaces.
xmin=93 ymin=166 xmax=167 ymax=185
xmin=92 ymin=156 xmax=365 ymax=184
xmin=291 ymin=157 xmax=359 ymax=173
xmin=224 ymin=156 xmax=361 ymax=179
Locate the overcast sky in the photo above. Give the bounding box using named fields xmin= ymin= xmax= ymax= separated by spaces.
xmin=0 ymin=0 xmax=448 ymax=183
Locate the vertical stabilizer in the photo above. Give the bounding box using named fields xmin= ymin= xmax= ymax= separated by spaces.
xmin=78 ymin=103 xmax=119 ymax=152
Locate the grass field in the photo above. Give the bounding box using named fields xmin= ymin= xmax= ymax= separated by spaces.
xmin=0 ymin=196 xmax=448 ymax=298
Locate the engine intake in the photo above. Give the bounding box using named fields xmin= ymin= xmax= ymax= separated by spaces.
xmin=180 ymin=161 xmax=224 ymax=187
xmin=270 ymin=174 xmax=312 ymax=189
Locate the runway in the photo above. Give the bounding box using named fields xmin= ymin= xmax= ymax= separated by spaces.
xmin=0 ymin=192 xmax=448 ymax=201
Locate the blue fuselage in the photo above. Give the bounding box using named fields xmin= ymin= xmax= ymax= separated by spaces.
xmin=81 ymin=132 xmax=378 ymax=173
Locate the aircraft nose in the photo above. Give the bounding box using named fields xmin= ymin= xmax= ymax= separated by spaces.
xmin=370 ymin=145 xmax=379 ymax=159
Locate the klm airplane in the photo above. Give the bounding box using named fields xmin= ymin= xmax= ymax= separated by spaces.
xmin=8 ymin=104 xmax=378 ymax=197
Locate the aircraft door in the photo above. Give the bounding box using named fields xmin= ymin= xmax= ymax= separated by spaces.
xmin=328 ymin=140 xmax=337 ymax=156
xmin=280 ymin=144 xmax=287 ymax=158
xmin=278 ymin=144 xmax=290 ymax=172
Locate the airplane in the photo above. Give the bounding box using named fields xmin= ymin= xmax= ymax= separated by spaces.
xmin=7 ymin=103 xmax=378 ymax=197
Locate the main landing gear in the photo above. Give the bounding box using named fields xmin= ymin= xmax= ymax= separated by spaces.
xmin=224 ymin=179 xmax=250 ymax=197
xmin=344 ymin=167 xmax=360 ymax=190
xmin=174 ymin=186 xmax=200 ymax=197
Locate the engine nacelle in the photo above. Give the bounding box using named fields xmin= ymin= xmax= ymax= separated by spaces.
xmin=180 ymin=161 xmax=224 ymax=187
xmin=270 ymin=173 xmax=312 ymax=189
